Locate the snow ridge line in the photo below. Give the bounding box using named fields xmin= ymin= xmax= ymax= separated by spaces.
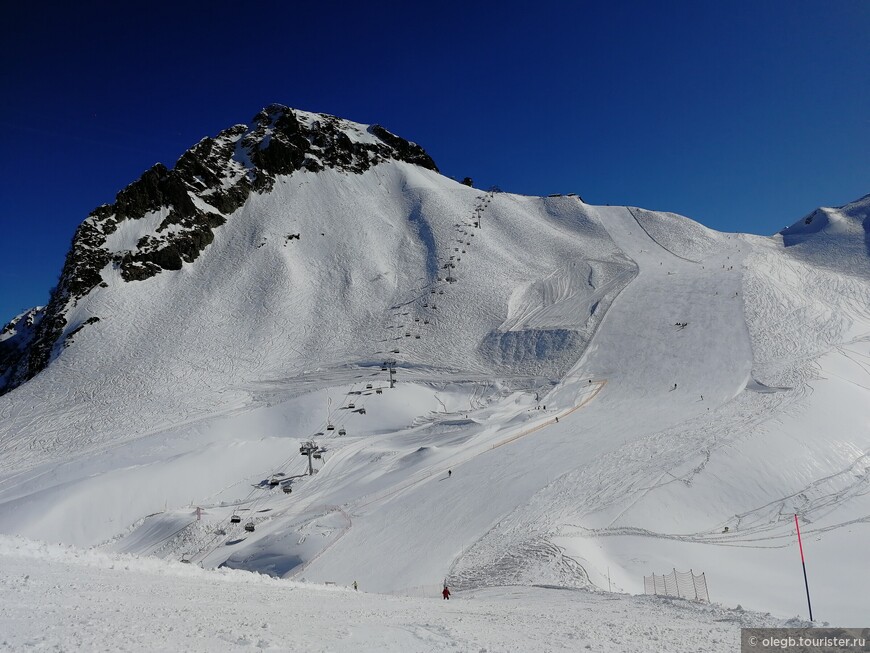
xmin=625 ymin=206 xmax=702 ymax=264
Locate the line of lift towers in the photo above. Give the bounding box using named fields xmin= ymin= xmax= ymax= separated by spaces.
xmin=203 ymin=197 xmax=489 ymax=542
xmin=243 ymin=194 xmax=487 ymax=534
xmin=299 ymin=359 xmax=396 ymax=473
xmin=292 ymin=197 xmax=484 ymax=483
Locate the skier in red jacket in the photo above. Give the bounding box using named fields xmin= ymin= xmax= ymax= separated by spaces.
xmin=442 ymin=586 xmax=451 ymax=600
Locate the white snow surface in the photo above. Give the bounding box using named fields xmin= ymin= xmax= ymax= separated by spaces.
xmin=0 ymin=156 xmax=868 ymax=649
xmin=0 ymin=535 xmax=800 ymax=652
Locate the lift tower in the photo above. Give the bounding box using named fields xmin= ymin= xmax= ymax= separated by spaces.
xmin=299 ymin=441 xmax=318 ymax=475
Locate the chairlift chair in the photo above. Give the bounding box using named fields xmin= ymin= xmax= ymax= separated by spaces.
xmin=327 ymin=424 xmax=335 ymax=431
xmin=415 ymin=334 xmax=421 ymax=339
xmin=181 ymin=554 xmax=192 ymax=564
xmin=313 ymin=452 xmax=321 ymax=459
xmin=366 ymin=383 xmax=373 ymax=389
xmin=359 ymin=408 xmax=366 ymax=415
xmin=338 ymin=427 xmax=347 ymax=435
xmin=245 ymin=522 xmax=255 ymax=533
xmin=283 ymin=485 xmax=292 ymax=494
xmin=375 ymin=388 xmax=382 ymax=395
xmin=348 ymin=403 xmax=355 ymax=409
xmin=230 ymin=514 xmax=242 ymax=524
xmin=423 ymin=319 xmax=429 ymax=324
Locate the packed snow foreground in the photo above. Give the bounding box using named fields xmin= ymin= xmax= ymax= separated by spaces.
xmin=0 ymin=105 xmax=868 ymax=650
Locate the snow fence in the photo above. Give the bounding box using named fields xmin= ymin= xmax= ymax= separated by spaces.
xmin=643 ymin=569 xmax=709 ymax=602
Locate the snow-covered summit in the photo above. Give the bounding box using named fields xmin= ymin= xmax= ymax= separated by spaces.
xmin=0 ymin=105 xmax=437 ymax=394
xmin=777 ymin=193 xmax=870 ymax=277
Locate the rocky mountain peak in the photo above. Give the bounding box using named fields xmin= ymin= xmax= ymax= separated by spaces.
xmin=0 ymin=106 xmax=438 ymax=394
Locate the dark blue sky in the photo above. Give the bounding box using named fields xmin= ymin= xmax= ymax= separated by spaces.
xmin=1 ymin=0 xmax=868 ymax=320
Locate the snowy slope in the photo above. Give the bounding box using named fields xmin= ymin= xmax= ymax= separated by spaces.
xmin=0 ymin=536 xmax=800 ymax=652
xmin=0 ymin=106 xmax=868 ymax=637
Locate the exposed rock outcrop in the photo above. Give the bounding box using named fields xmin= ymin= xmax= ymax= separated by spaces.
xmin=0 ymin=105 xmax=438 ymax=394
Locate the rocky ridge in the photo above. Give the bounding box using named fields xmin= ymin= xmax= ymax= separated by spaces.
xmin=0 ymin=105 xmax=438 ymax=394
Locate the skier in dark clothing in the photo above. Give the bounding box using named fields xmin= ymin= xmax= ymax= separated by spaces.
xmin=442 ymin=586 xmax=451 ymax=600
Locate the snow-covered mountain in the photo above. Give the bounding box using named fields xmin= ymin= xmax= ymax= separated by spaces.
xmin=1 ymin=104 xmax=868 ymax=639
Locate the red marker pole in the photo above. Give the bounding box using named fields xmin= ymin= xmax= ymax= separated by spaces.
xmin=794 ymin=513 xmax=814 ymax=621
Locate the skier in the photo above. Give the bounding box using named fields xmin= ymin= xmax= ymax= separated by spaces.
xmin=555 ymin=417 xmax=559 ymax=423
xmin=448 ymin=470 xmax=452 ymax=478
xmin=442 ymin=586 xmax=451 ymax=600
xmin=353 ymin=580 xmax=358 ymax=591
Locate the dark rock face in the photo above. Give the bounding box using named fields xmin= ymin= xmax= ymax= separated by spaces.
xmin=0 ymin=307 xmax=45 ymax=390
xmin=0 ymin=104 xmax=439 ymax=394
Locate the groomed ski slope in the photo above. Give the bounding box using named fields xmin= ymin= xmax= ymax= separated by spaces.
xmin=0 ymin=536 xmax=801 ymax=652
xmin=0 ymin=157 xmax=868 ymax=633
